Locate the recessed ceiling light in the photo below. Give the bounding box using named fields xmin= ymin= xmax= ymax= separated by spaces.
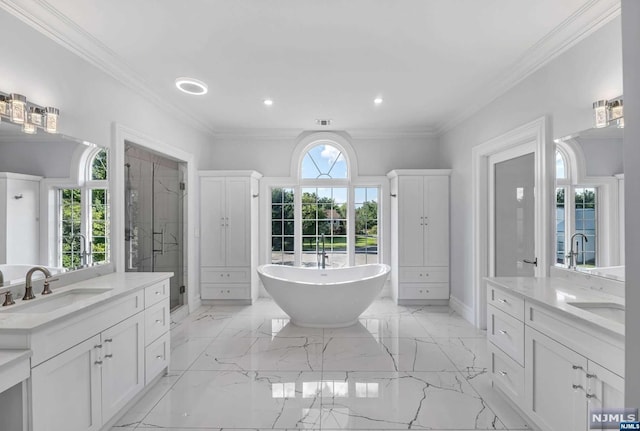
xmin=374 ymin=97 xmax=383 ymax=105
xmin=175 ymin=77 xmax=208 ymax=96
xmin=264 ymin=99 xmax=274 ymax=106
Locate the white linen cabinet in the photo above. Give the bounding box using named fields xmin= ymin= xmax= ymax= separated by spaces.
xmin=199 ymin=171 xmax=261 ymax=303
xmin=387 ymin=169 xmax=451 ymax=304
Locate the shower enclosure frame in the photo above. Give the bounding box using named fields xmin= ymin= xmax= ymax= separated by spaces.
xmin=112 ymin=123 xmax=200 ymax=317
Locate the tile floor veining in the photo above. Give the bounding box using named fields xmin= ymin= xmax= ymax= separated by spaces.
xmin=111 ymin=298 xmax=530 ymax=430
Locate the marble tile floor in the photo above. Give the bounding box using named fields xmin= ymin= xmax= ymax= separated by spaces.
xmin=111 ymin=298 xmax=530 ymax=430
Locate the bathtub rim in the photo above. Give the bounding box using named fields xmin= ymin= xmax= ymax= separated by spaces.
xmin=257 ymin=263 xmax=390 ymax=287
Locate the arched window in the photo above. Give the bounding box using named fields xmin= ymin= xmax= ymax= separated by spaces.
xmin=59 ymin=147 xmax=110 ymax=268
xmin=270 ymin=134 xmax=379 ymax=268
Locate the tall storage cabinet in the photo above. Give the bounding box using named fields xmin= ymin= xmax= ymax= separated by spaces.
xmin=387 ymin=170 xmax=451 ymax=304
xmin=199 ymin=171 xmax=261 ymax=303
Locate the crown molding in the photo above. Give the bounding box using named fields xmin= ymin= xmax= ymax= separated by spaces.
xmin=436 ymin=0 xmax=621 ymax=136
xmin=0 ymin=0 xmax=217 ymax=136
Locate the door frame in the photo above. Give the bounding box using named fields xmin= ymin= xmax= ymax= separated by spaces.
xmin=472 ymin=116 xmax=553 ymax=328
xmin=112 ymin=123 xmax=200 ymax=314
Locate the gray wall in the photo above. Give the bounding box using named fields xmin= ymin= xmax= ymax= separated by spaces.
xmin=622 ymin=0 xmax=640 ymax=408
xmin=439 ymin=17 xmax=623 ymax=307
xmin=577 ymin=137 xmax=624 ymax=176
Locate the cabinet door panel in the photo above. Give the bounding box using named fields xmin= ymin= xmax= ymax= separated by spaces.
xmin=587 ymin=360 xmax=624 ymax=414
xmin=424 ymin=176 xmax=449 ymax=266
xmin=226 ymin=178 xmax=250 ymax=266
xmin=525 ymin=327 xmax=587 ymax=431
xmin=31 ymin=335 xmax=102 ymax=431
xmin=102 ymin=313 xmax=145 ymax=420
xmin=200 ymin=177 xmax=226 ymax=266
xmin=398 ymin=176 xmax=425 ymax=266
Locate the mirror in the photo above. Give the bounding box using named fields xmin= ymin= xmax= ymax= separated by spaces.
xmin=0 ymin=121 xmax=110 ymax=286
xmin=554 ymin=123 xmax=624 ymax=281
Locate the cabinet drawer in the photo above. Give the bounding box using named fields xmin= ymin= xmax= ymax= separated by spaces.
xmin=487 ymin=284 xmax=524 ymax=321
xmin=145 ymin=300 xmax=170 ymax=346
xmin=30 ymin=290 xmax=144 ymax=366
xmin=145 ymin=279 xmax=170 ymax=308
xmin=201 ymin=284 xmax=249 ymax=300
xmin=145 ymin=331 xmax=169 ymax=385
xmin=400 ymin=283 xmax=449 ymax=299
xmin=400 ymin=267 xmax=448 ymax=283
xmin=201 ymin=267 xmax=250 ymax=284
xmin=488 ymin=305 xmax=524 ymax=366
xmin=489 ymin=342 xmax=524 ymax=406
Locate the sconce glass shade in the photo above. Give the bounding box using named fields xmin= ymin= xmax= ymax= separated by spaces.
xmin=593 ymin=100 xmax=608 ymax=128
xmin=28 ymin=107 xmax=43 ymax=127
xmin=22 ymin=122 xmax=37 ymax=134
xmin=9 ymin=94 xmax=26 ymax=124
xmin=44 ymin=107 xmax=59 ymax=133
xmin=609 ymin=99 xmax=623 ymax=121
xmin=0 ymin=96 xmax=7 ymax=117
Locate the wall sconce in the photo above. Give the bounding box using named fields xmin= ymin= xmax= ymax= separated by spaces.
xmin=593 ymin=100 xmax=608 ymax=128
xmin=0 ymin=90 xmax=59 ymax=134
xmin=592 ymin=97 xmax=624 ymax=129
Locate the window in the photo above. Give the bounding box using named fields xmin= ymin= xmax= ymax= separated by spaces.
xmin=269 ymin=139 xmax=381 ymax=267
xmin=555 ymin=149 xmax=597 ymax=268
xmin=59 ymin=148 xmax=110 ymax=269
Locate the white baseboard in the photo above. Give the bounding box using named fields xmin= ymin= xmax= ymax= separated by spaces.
xmin=449 ymin=295 xmax=475 ymax=325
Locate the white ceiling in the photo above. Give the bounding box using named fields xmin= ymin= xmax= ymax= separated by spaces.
xmin=2 ymin=0 xmax=621 ymax=135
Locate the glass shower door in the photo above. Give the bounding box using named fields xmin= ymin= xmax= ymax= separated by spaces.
xmin=125 ymin=143 xmax=186 ymax=310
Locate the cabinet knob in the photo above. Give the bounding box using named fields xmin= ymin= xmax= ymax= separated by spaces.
xmin=104 ymin=338 xmax=113 ymax=343
xmin=586 ymin=373 xmax=597 ymax=379
xmin=156 ymin=355 xmax=163 ymax=360
xmin=227 ymin=274 xmax=230 ymax=277
xmin=227 ymin=290 xmax=230 ymax=293
xmin=498 ymin=298 xmax=507 ymax=304
xmin=104 ymin=354 xmax=113 ymax=359
xmin=94 ymin=344 xmax=102 ymax=349
xmin=572 ymin=384 xmax=583 ymax=390
xmin=95 ymin=360 xmax=103 ymax=366
xmin=499 ymin=330 xmax=508 ymax=335
xmin=498 ymin=371 xmax=508 ymax=376
xmin=156 ymin=319 xmax=162 ymax=324
xmin=572 ymin=365 xmax=583 ymax=370
xmin=586 ymin=393 xmax=597 ymax=399
xmin=419 ymin=290 xmax=423 ymax=293
xmin=220 ymin=274 xmax=224 ymax=277
xmin=425 ymin=273 xmax=429 ymax=277
xmin=155 ymin=291 xmax=161 ymax=295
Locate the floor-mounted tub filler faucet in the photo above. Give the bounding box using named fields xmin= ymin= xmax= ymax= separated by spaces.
xmin=567 ymin=233 xmax=588 ymax=270
xmin=320 ymin=234 xmax=328 ymax=269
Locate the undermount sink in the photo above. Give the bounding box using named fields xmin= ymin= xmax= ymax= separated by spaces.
xmin=1 ymin=288 xmax=112 ymax=313
xmin=567 ymin=302 xmax=625 ymax=324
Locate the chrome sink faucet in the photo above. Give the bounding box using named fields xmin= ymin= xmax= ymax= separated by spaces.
xmin=22 ymin=266 xmax=58 ymax=300
xmin=567 ymin=233 xmax=588 ymax=270
xmin=73 ymin=233 xmax=92 ymax=268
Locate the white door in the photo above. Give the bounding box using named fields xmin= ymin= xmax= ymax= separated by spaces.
xmin=200 ymin=177 xmax=226 ymax=266
xmin=398 ymin=176 xmax=425 ymax=266
xmin=31 ymin=335 xmax=102 ymax=431
xmin=492 ymin=152 xmax=536 ymax=276
xmin=424 ymin=176 xmax=449 ymax=266
xmin=226 ymin=178 xmax=250 ymax=267
xmin=101 ymin=313 xmax=145 ymax=420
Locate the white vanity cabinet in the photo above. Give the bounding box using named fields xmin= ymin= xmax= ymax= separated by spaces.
xmin=199 ymin=171 xmax=261 ymax=303
xmin=388 ymin=169 xmax=451 ymax=304
xmin=486 ymin=279 xmax=624 ymax=431
xmin=0 ymin=274 xmax=172 ymax=431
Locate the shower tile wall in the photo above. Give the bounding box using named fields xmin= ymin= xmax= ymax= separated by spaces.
xmin=125 ymin=146 xmax=185 ymax=309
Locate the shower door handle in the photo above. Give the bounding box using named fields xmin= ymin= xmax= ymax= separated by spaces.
xmin=152 ymin=229 xmax=166 ymax=255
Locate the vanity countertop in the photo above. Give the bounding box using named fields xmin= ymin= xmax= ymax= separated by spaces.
xmin=486 ymin=276 xmax=624 ymax=339
xmin=0 ymin=272 xmax=172 ymax=331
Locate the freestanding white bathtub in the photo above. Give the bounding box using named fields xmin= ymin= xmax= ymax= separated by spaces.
xmin=257 ymin=263 xmax=391 ymax=328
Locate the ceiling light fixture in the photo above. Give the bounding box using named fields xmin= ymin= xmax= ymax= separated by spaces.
xmin=175 ymin=77 xmax=208 ymax=96
xmin=263 ymin=99 xmax=274 ymax=106
xmin=374 ymin=97 xmax=383 ymax=105
xmin=0 ymin=90 xmax=60 ymax=134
